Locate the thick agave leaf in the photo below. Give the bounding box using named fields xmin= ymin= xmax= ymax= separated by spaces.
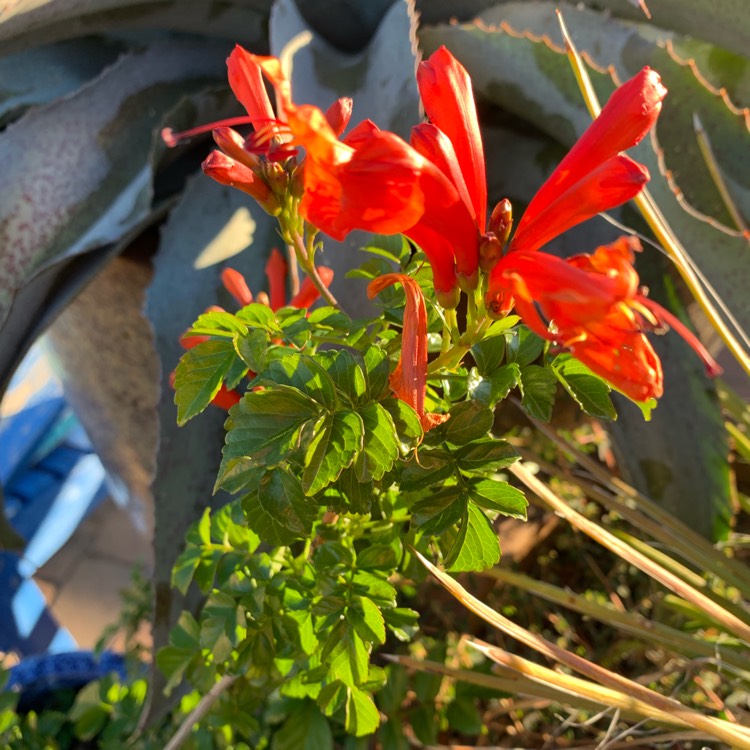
xmin=666 ymin=39 xmax=750 ymax=110
xmin=581 ymin=0 xmax=750 ymax=60
xmin=269 ymin=0 xmax=420 ymax=314
xmin=0 ymin=0 xmax=270 ymax=54
xmin=0 ymin=37 xmax=126 ymax=125
xmin=143 ymin=175 xmax=276 ymax=716
xmin=293 ymin=0 xmax=397 ymax=52
xmin=420 ymin=15 xmax=733 ymax=539
xmin=0 ymin=40 xmax=228 ymax=393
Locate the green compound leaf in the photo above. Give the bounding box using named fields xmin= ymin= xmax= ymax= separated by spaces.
xmin=347 ymin=596 xmax=386 ymax=646
xmin=468 ymin=478 xmax=528 ymax=520
xmin=234 ymin=328 xmax=269 ymax=374
xmin=277 ymin=307 xmax=312 ymax=348
xmin=440 ymin=400 xmax=494 ymax=446
xmin=471 ymin=333 xmax=506 ymax=376
xmin=505 ymin=326 xmax=545 ymax=367
xmin=303 ymin=410 xmax=364 ymax=495
xmin=470 ymin=362 xmax=522 ymax=407
xmin=553 ymin=355 xmax=617 ymax=421
xmin=273 ymin=700 xmax=333 ymax=750
xmin=200 ymin=592 xmax=244 ymax=663
xmin=363 ymin=347 xmax=392 ymax=400
xmin=381 ymin=397 xmax=423 ymax=447
xmin=235 ymin=303 xmax=281 ymax=333
xmin=327 ymin=623 xmax=370 ymax=689
xmin=411 ymin=488 xmax=467 ymax=536
xmin=401 ymin=449 xmax=455 ymax=491
xmin=174 ymin=339 xmax=241 ymax=426
xmin=345 ymin=686 xmax=380 ymax=737
xmin=242 ymin=470 xmax=316 ymax=545
xmin=519 ymin=364 xmax=558 ymax=422
xmin=264 ymin=354 xmax=339 ymax=410
xmin=455 ymin=438 xmax=519 ymax=474
xmin=189 ymin=310 xmax=248 ymax=337
xmin=322 ymin=349 xmax=368 ymax=405
xmin=355 ymin=403 xmax=399 ymax=482
xmin=219 ymin=385 xmax=320 ymax=479
xmin=445 ymin=502 xmax=501 ymax=573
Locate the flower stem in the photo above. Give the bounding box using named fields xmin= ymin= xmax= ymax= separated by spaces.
xmin=290 ymin=229 xmax=341 ymax=309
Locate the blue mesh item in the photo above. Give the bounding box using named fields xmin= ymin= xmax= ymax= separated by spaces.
xmin=5 ymin=650 xmax=127 ymax=712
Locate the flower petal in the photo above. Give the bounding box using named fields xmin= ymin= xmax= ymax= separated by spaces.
xmin=221 ymin=268 xmax=254 ymax=307
xmin=367 ymin=274 xmax=448 ymax=431
xmin=298 ymin=127 xmax=430 ymax=240
xmin=418 ymin=46 xmax=487 ymax=229
xmin=290 ymin=267 xmax=334 ymax=309
xmin=513 ymin=67 xmax=665 ymax=250
xmin=324 ymin=97 xmax=353 ymax=137
xmin=265 ymin=248 xmax=287 ymax=311
xmin=202 ymin=151 xmax=276 ymax=211
xmin=510 ymin=154 xmax=649 ymax=253
xmin=227 ymin=45 xmax=276 ymax=128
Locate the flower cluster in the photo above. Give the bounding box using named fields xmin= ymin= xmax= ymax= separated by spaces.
xmin=166 ymin=42 xmax=720 ymax=411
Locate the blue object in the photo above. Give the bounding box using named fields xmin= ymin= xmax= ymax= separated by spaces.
xmin=5 ymin=650 xmax=127 ymax=713
xmin=0 ymin=342 xmax=108 ymax=657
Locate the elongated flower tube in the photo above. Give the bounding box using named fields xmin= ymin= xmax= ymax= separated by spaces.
xmin=407 ymin=46 xmax=489 ymax=290
xmin=367 ymin=274 xmax=449 ymax=431
xmin=485 ymin=67 xmax=666 ymax=315
xmin=491 ymin=237 xmax=721 ymax=402
xmin=508 ymin=67 xmax=666 ymax=257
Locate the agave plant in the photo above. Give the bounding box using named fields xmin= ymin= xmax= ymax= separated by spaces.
xmin=0 ymin=0 xmax=748 ymax=747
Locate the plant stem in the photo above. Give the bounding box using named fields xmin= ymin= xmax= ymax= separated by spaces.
xmin=163 ymin=674 xmax=237 ymax=750
xmin=290 ymin=230 xmax=340 ymax=309
xmin=285 ymin=243 xmax=300 ymax=297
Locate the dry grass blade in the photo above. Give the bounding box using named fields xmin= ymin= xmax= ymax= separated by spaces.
xmin=509 ymin=462 xmax=750 ymax=644
xmin=466 ymin=638 xmax=689 ymax=727
xmin=522 ymin=413 xmax=750 ymax=596
xmin=415 ymin=550 xmax=750 ymax=749
xmin=383 ymin=654 xmax=607 ymax=713
xmin=481 ymin=566 xmax=750 ymax=675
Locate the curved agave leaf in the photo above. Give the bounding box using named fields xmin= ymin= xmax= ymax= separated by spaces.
xmin=580 ymin=0 xmax=749 ymax=59
xmin=481 ymin=3 xmax=750 ymax=231
xmin=293 ymin=0 xmax=396 ymax=52
xmin=420 ymin=13 xmax=734 ymax=539
xmin=270 ymin=0 xmax=420 ymax=314
xmin=0 ymin=37 xmax=126 ymax=125
xmin=0 ymin=0 xmax=269 ymax=54
xmin=0 ymin=40 xmax=228 ymax=393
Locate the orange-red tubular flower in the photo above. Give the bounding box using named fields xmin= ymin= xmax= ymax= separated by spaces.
xmin=249 ymin=53 xmax=467 ymax=302
xmin=367 ymin=274 xmax=449 ymax=432
xmin=506 ymin=67 xmax=667 ymax=257
xmin=491 ymin=237 xmax=721 ymax=402
xmin=408 ymin=46 xmax=489 ymax=290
